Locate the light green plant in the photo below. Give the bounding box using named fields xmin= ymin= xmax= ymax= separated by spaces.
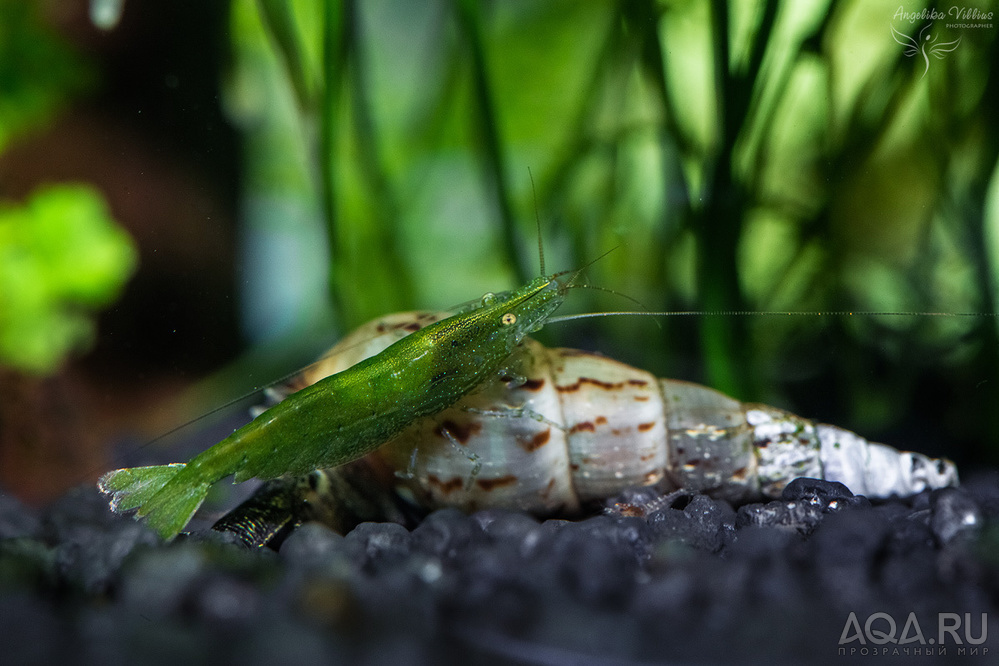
xmin=0 ymin=185 xmax=137 ymax=374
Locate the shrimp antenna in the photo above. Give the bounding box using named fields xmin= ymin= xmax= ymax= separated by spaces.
xmin=547 ymin=310 xmax=999 ymax=324
xmin=552 ymin=278 xmax=662 ymax=329
xmin=572 ymin=284 xmax=651 ymax=312
xmin=103 ymin=355 xmax=336 ymax=455
xmin=550 ymin=247 xmax=670 ymax=329
xmin=546 ymin=246 xmax=621 ymax=303
xmin=550 ymin=245 xmax=619 ymax=282
xmin=88 ymin=323 xmax=425 ymax=474
xmin=528 ymin=167 xmax=544 ymax=276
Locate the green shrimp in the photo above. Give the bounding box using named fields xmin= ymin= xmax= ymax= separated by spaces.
xmin=99 ymin=274 xmax=574 ymax=541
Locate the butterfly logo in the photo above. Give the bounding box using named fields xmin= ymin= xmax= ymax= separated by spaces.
xmin=890 ymin=24 xmax=962 ymax=78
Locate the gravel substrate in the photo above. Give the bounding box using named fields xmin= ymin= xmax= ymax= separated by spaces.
xmin=1 ymin=473 xmax=997 ymax=665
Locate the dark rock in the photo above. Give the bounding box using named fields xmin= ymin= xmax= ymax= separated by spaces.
xmin=410 ymin=509 xmax=483 ymax=558
xmin=470 ymin=508 xmax=539 ymax=544
xmin=55 ymin=521 xmax=159 ymax=595
xmin=962 ymin=470 xmax=999 ymax=518
xmin=737 ymin=480 xmax=871 ymax=536
xmin=782 ymin=477 xmax=853 ymax=501
xmin=1 ymin=463 xmax=998 ymax=666
xmin=930 ymin=487 xmax=983 ymax=545
xmin=736 ymin=499 xmax=825 ymax=534
xmin=517 ymin=517 xmax=570 ymax=559
xmin=911 ymin=488 xmax=934 ymax=511
xmin=555 ymin=527 xmax=639 ymax=607
xmin=0 ymin=491 xmax=41 ymax=539
xmin=726 ymin=524 xmax=801 ymax=558
xmin=807 ymin=508 xmax=893 ymax=609
xmin=781 ymin=477 xmax=871 ymax=513
xmin=42 ymin=485 xmax=127 ymax=542
xmin=0 ymin=593 xmax=64 ymax=664
xmin=118 ymin=544 xmax=210 ymax=618
xmin=344 ymin=521 xmax=412 ymax=573
xmin=190 ymin=573 xmax=262 ymax=625
xmin=234 ymin=618 xmax=342 ymax=666
xmin=279 ymin=521 xmax=346 ymax=568
xmin=0 ymin=537 xmax=57 ymax=591
xmin=441 ymin=544 xmax=539 ymax=634
xmin=646 ymin=493 xmax=735 ymax=551
xmin=810 ymin=508 xmax=891 ymax=565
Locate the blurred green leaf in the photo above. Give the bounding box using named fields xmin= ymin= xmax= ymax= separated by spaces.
xmin=0 ymin=185 xmax=138 ymax=374
xmin=0 ymin=1 xmax=94 ymax=152
xmin=225 ymin=0 xmax=999 ymax=462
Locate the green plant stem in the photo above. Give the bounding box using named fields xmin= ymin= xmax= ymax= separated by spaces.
xmin=455 ymin=0 xmax=527 ymax=285
xmin=320 ymin=0 xmax=347 ymax=316
xmin=256 ymin=0 xmax=314 ymax=115
xmin=342 ymin=2 xmax=414 ymax=315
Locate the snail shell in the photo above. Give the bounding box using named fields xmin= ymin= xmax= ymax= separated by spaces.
xmin=292 ymin=311 xmax=959 ymax=516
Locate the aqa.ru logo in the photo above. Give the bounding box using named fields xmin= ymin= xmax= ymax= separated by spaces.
xmin=839 ymin=612 xmax=988 ymax=655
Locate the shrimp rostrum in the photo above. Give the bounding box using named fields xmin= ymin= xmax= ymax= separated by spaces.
xmin=100 ymin=273 xmax=959 ymax=545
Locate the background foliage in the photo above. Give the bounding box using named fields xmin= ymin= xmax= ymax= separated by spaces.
xmin=0 ymin=185 xmax=136 ymax=373
xmin=0 ymin=2 xmax=136 ymax=375
xmin=231 ymin=0 xmax=999 ymax=465
xmin=0 ymin=0 xmax=996 ymax=502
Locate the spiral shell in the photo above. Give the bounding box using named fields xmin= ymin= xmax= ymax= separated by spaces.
xmin=293 ymin=311 xmax=958 ymax=516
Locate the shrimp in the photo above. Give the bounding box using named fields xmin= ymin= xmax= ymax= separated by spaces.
xmin=211 ymin=309 xmax=960 ymax=547
xmin=98 ymin=273 xmax=577 ymax=540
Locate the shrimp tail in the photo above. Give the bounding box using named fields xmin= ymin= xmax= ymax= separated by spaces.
xmin=98 ymin=463 xmax=210 ymax=541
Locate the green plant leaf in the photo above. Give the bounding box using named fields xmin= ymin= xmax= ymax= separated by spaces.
xmin=0 ymin=185 xmax=138 ymax=374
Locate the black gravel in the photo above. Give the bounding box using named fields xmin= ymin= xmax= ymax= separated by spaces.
xmin=2 ymin=474 xmax=998 ymax=665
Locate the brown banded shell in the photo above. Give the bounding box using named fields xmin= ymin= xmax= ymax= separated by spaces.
xmin=292 ymin=311 xmax=958 ymax=516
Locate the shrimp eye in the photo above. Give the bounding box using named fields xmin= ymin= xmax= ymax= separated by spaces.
xmin=501 ymin=313 xmax=517 ymax=325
